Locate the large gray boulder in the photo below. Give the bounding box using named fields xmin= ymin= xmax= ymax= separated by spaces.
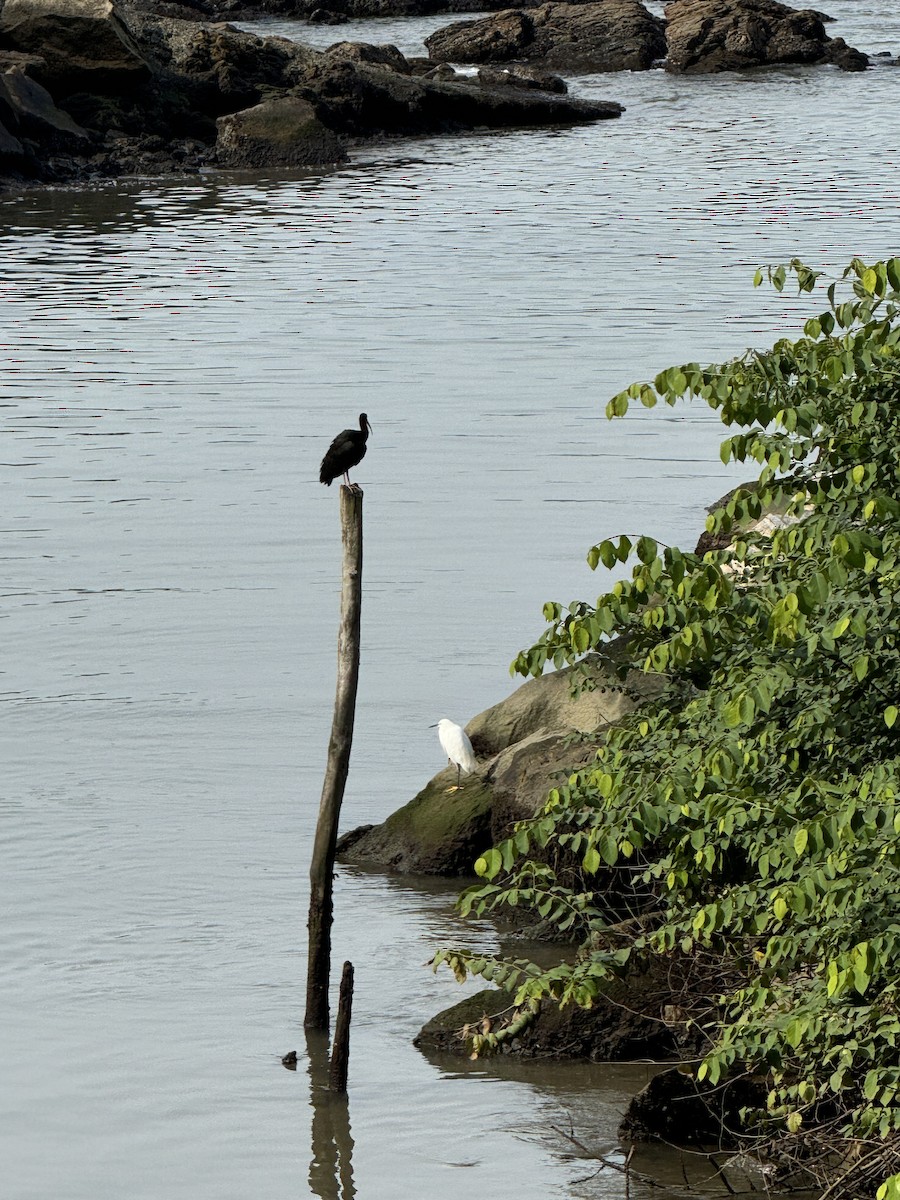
xmin=0 ymin=0 xmax=150 ymax=94
xmin=466 ymin=646 xmax=654 ymax=757
xmin=425 ymin=0 xmax=666 ymax=73
xmin=664 ymin=0 xmax=868 ymax=73
xmin=215 ymin=94 xmax=347 ymax=165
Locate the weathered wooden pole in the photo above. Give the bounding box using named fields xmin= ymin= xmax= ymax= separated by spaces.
xmin=306 ymin=485 xmax=363 ymax=1031
xmin=329 ymin=961 xmax=354 ymax=1094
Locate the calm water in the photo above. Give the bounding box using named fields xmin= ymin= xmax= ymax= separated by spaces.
xmin=2 ymin=2 xmax=898 ymax=1196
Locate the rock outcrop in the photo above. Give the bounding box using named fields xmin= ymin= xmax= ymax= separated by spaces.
xmin=338 ymin=645 xmax=664 ymax=876
xmin=425 ymin=0 xmax=666 ymax=73
xmin=424 ymin=0 xmax=866 ymax=74
xmin=0 ymin=0 xmax=624 ymax=186
xmin=664 ymin=0 xmax=868 ymax=73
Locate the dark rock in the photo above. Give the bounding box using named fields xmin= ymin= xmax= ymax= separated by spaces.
xmin=425 ymin=0 xmax=666 ymax=73
xmin=664 ymin=0 xmax=868 ymax=73
xmin=478 ymin=65 xmax=568 ymax=92
xmin=826 ymin=36 xmax=868 ymax=72
xmin=215 ymin=93 xmax=347 ymax=165
xmin=416 ymin=961 xmax=690 ymax=1060
xmin=424 ymin=62 xmax=459 ymax=80
xmin=307 ymin=8 xmax=349 ymax=21
xmin=620 ymin=1067 xmax=767 ymax=1145
xmin=294 ymin=56 xmax=623 ymax=138
xmin=323 ymin=41 xmax=412 ymax=73
xmin=333 ymin=824 xmax=373 ymax=855
xmin=427 ymin=10 xmax=534 ymax=66
xmin=405 ymin=56 xmax=435 ymax=75
xmin=0 ymin=0 xmax=151 ymax=96
xmin=0 ymin=48 xmax=48 ymax=75
xmin=123 ymin=16 xmax=319 ymax=113
xmin=0 ymin=67 xmax=90 ymax=149
xmin=0 ymin=116 xmax=24 ymax=160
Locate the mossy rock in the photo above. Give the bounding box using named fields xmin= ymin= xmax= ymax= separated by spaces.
xmin=337 ymin=768 xmax=494 ymax=876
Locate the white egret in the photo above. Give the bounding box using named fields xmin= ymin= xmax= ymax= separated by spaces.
xmin=433 ymin=718 xmax=477 ymax=792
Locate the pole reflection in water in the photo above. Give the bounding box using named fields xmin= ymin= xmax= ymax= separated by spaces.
xmin=304 ymin=1030 xmax=356 ymax=1200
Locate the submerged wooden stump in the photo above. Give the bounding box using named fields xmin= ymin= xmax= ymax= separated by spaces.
xmin=329 ymin=961 xmax=354 ymax=1094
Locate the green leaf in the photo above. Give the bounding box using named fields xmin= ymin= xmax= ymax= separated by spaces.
xmin=583 ymin=845 xmax=601 ymax=874
xmin=475 ymin=848 xmax=503 ymax=880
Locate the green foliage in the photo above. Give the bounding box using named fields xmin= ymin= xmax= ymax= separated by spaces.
xmin=436 ymin=258 xmax=900 ymax=1194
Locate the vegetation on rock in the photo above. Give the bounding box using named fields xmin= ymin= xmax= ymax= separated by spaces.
xmin=432 ymin=257 xmax=900 ymax=1199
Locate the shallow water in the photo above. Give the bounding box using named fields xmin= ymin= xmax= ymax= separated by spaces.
xmin=2 ymin=2 xmax=899 ymax=1196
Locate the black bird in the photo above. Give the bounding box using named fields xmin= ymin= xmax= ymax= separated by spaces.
xmin=319 ymin=413 xmax=372 ymax=488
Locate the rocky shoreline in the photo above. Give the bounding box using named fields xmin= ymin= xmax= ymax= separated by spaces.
xmin=336 ymin=505 xmax=796 ymax=1150
xmin=0 ymin=0 xmax=871 ymax=190
xmin=0 ymin=0 xmax=623 ymax=189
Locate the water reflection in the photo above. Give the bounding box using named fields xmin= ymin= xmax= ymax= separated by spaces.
xmin=305 ymin=1030 xmax=357 ymax=1200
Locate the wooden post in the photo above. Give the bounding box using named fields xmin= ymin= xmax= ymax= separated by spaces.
xmin=329 ymin=961 xmax=354 ymax=1094
xmin=305 ymin=485 xmax=363 ymax=1031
